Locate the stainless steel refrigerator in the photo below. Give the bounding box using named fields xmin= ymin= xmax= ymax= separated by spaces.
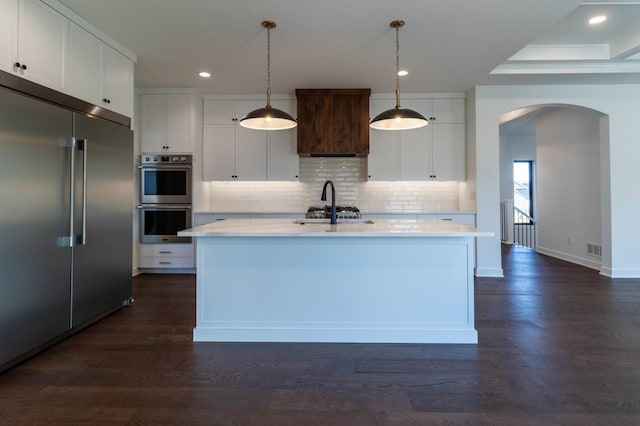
xmin=0 ymin=81 xmax=133 ymax=370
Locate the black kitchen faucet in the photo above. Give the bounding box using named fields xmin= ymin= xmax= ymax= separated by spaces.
xmin=321 ymin=180 xmax=337 ymax=225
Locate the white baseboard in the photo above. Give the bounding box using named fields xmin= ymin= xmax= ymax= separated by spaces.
xmin=536 ymin=246 xmax=601 ymax=271
xmin=475 ymin=268 xmax=504 ymax=277
xmin=599 ymin=267 xmax=640 ymax=279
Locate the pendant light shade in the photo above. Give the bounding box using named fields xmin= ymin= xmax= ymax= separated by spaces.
xmin=240 ymin=21 xmax=297 ymax=131
xmin=370 ymin=20 xmax=428 ymax=131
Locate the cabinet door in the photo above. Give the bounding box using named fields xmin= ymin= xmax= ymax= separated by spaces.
xmin=0 ymin=0 xmax=18 ymax=74
xmin=66 ymin=23 xmax=102 ymax=105
xmin=203 ymin=100 xmax=237 ymax=125
xmin=237 ymin=127 xmax=267 ymax=180
xmin=397 ymin=99 xmax=430 ymax=180
xmin=431 ymin=123 xmax=465 ymax=181
xmin=431 ymin=98 xmax=465 ymax=124
xmin=17 ymin=0 xmax=67 ymax=91
xmin=267 ymin=131 xmax=298 ymax=180
xmin=166 ymin=94 xmax=195 ymax=153
xmin=102 ymin=44 xmax=133 ymax=117
xmin=140 ymin=94 xmax=167 ymax=152
xmin=368 ymin=129 xmax=398 ymax=180
xmin=267 ymin=99 xmax=298 ymax=181
xmin=399 ymin=126 xmax=430 ymax=180
xmin=203 ymin=125 xmax=236 ymax=180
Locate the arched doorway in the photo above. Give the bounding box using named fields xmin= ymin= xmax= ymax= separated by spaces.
xmin=499 ymin=104 xmax=608 ymax=271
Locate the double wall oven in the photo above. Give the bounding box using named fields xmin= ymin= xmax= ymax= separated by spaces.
xmin=138 ymin=154 xmax=192 ymax=244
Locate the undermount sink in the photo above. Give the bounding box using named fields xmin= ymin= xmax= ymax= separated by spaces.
xmin=293 ymin=219 xmax=375 ymax=225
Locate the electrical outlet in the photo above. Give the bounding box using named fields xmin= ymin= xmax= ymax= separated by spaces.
xmin=568 ymin=236 xmax=573 ymax=245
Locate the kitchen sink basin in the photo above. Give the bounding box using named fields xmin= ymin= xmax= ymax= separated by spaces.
xmin=293 ymin=219 xmax=375 ymax=225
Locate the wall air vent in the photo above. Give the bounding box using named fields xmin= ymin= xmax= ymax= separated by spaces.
xmin=587 ymin=243 xmax=602 ymax=257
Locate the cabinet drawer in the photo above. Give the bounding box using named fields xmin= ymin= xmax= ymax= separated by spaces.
xmin=139 ymin=244 xmax=193 ymax=257
xmin=418 ymin=214 xmax=476 ymax=226
xmin=139 ymin=257 xmax=194 ymax=268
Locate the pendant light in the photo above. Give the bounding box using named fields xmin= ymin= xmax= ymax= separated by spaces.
xmin=370 ymin=20 xmax=428 ymax=131
xmin=240 ymin=20 xmax=297 ymax=131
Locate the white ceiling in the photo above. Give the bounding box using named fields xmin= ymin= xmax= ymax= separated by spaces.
xmin=57 ymin=0 xmax=640 ymax=95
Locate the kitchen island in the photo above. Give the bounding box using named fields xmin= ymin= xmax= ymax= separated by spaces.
xmin=179 ymin=218 xmax=492 ymax=344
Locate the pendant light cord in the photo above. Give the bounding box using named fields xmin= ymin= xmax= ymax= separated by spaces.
xmin=266 ymin=24 xmax=272 ymax=108
xmin=260 ymin=21 xmax=277 ymax=108
xmin=394 ymin=21 xmax=402 ymax=109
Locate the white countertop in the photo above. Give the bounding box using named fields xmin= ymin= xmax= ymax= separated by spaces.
xmin=179 ymin=218 xmax=492 ymax=238
xmin=194 ymin=210 xmax=476 ymax=216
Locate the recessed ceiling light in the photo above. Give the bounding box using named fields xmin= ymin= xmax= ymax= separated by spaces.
xmin=199 ymin=71 xmax=211 ymax=78
xmin=588 ymin=15 xmax=607 ymax=25
xmin=397 ymin=70 xmax=408 ymax=76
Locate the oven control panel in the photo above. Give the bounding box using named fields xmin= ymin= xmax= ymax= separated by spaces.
xmin=141 ymin=154 xmax=193 ymax=164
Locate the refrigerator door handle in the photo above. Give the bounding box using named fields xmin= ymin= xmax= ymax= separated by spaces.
xmin=59 ymin=137 xmax=76 ymax=248
xmin=77 ymin=139 xmax=88 ymax=246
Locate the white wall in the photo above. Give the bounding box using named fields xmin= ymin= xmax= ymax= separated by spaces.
xmin=535 ymin=107 xmax=602 ymax=270
xmin=466 ymin=87 xmax=503 ymax=277
xmin=467 ymin=84 xmax=640 ymax=278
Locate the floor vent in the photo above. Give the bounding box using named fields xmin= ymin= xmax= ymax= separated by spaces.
xmin=587 ymin=243 xmax=602 ymax=257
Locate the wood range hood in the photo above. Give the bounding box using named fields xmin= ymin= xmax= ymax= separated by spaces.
xmin=296 ymin=88 xmax=371 ymax=157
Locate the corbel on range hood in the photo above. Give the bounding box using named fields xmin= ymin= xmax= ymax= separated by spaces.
xmin=296 ymin=89 xmax=371 ymax=157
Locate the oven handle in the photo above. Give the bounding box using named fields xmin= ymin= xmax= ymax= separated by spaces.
xmin=137 ymin=165 xmax=192 ymax=169
xmin=137 ymin=204 xmax=192 ymax=209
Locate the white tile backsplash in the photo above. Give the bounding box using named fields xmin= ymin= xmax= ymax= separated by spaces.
xmin=206 ymin=157 xmax=460 ymax=212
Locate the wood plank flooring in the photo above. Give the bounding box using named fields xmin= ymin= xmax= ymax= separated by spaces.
xmin=1 ymin=245 xmax=639 ymax=425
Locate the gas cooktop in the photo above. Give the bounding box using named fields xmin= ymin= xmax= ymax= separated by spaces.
xmin=306 ymin=206 xmax=361 ymax=219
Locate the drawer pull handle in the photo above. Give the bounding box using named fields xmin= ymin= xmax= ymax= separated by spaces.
xmin=159 ymin=261 xmax=171 ymax=265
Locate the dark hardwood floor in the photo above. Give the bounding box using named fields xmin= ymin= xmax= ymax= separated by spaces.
xmin=1 ymin=245 xmax=639 ymax=425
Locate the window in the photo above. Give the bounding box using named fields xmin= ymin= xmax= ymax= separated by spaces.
xmin=513 ymin=160 xmax=533 ymax=222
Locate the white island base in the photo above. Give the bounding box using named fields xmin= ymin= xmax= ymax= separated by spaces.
xmin=184 ymin=219 xmax=489 ymax=344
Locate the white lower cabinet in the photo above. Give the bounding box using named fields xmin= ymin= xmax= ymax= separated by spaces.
xmin=139 ymin=243 xmax=194 ymax=269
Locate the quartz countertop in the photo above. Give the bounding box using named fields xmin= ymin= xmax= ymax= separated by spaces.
xmin=193 ymin=210 xmax=476 ymax=216
xmin=179 ymin=218 xmax=492 ymax=238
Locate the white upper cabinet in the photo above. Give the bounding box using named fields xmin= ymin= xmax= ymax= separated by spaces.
xmin=202 ymin=99 xmax=298 ymax=181
xmin=203 ymin=125 xmax=237 ymax=181
xmin=66 ymin=23 xmax=101 ymax=103
xmin=368 ymin=97 xmax=465 ymax=181
xmin=0 ymin=0 xmax=135 ymax=118
xmin=203 ymin=124 xmax=267 ymax=181
xmin=101 ymin=44 xmax=134 ymax=117
xmin=140 ymin=93 xmax=201 ymax=153
xmin=428 ymin=98 xmax=465 ymax=123
xmin=267 ymin=99 xmax=298 ymax=180
xmin=367 ymin=128 xmax=398 ymax=180
xmin=66 ymin=23 xmax=134 ymax=117
xmin=203 ymin=100 xmax=237 ymax=125
xmin=1 ymin=0 xmax=67 ymax=91
xmin=236 ymin=126 xmax=268 ymax=181
xmin=0 ymin=0 xmax=19 ymax=76
xmin=430 ymin=123 xmax=465 ymax=181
